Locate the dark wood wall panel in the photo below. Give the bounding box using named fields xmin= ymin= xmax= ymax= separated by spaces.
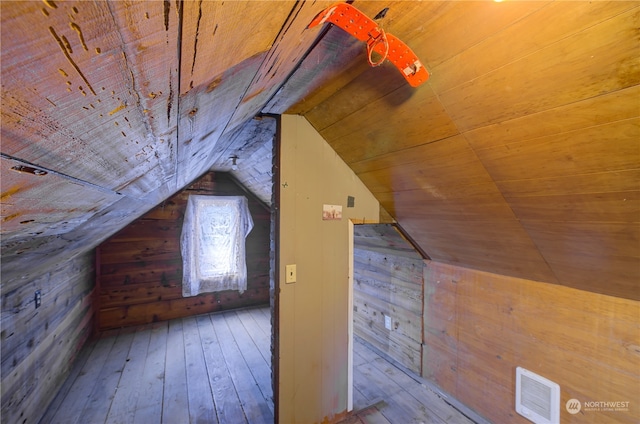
xmin=423 ymin=261 xmax=640 ymax=424
xmin=1 ymin=254 xmax=94 ymax=424
xmin=353 ymin=224 xmax=424 ymax=373
xmin=97 ymin=172 xmax=270 ymax=331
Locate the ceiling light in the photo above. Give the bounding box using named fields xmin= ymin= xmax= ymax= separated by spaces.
xmin=230 ymin=155 xmax=239 ymax=171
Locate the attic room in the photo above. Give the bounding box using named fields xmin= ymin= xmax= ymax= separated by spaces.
xmin=1 ymin=1 xmax=638 ymax=423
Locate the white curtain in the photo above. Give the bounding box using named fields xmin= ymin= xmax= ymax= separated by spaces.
xmin=180 ymin=195 xmax=253 ymax=297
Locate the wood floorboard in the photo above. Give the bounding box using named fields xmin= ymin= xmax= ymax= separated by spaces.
xmin=198 ymin=314 xmax=246 ymax=424
xmin=42 ymin=306 xmax=272 ymax=424
xmin=44 ymin=337 xmax=101 ymax=424
xmin=106 ymin=326 xmax=152 ymax=423
xmin=162 ymin=318 xmax=190 ymax=424
xmin=81 ymin=330 xmax=136 ymax=424
xmin=224 ymin=310 xmax=274 ymax=415
xmin=355 ymin=360 xmax=428 ymax=424
xmin=350 ymin=337 xmax=476 ymax=424
xmin=133 ymin=323 xmax=169 ymax=424
xmin=184 ymin=315 xmax=219 ymax=424
xmin=249 ymin=307 xmax=271 ymax=336
xmin=356 ymin=338 xmax=473 ymax=424
xmin=43 ymin=305 xmax=472 ymax=424
xmin=237 ymin=308 xmax=271 ymax=364
xmin=352 ymin=386 xmax=370 ymax=412
xmin=214 ymin=312 xmax=273 ymax=424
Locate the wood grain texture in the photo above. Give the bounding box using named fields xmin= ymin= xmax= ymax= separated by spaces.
xmin=1 ymin=1 xmax=179 ymax=198
xmin=423 ymin=261 xmax=640 ymax=424
xmin=438 ymin=7 xmax=640 ymax=132
xmin=97 ymin=172 xmax=270 ymax=330
xmin=301 ymin=2 xmax=640 ymax=300
xmin=203 ymin=116 xmax=277 ymax=206
xmin=0 ymin=254 xmax=94 ymax=424
xmin=352 ymin=336 xmax=476 ymax=424
xmin=41 ymin=307 xmax=273 ymax=424
xmin=463 ymin=85 xmax=640 ymax=151
xmin=180 ymin=1 xmax=294 ymax=96
xmin=471 ymin=117 xmax=640 ymax=299
xmin=224 ymin=1 xmax=329 ymax=134
xmin=353 ymin=225 xmax=423 ymax=373
xmin=0 ymin=156 xmax=120 ymax=241
xmin=0 ymin=0 xmax=280 ymax=286
xmin=175 ymin=1 xmax=294 ymax=188
xmin=431 ymin=2 xmax=638 ymax=94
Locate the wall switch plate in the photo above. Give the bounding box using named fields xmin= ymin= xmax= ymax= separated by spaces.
xmin=285 ymin=264 xmax=297 ymax=284
xmin=384 ymin=315 xmax=392 ymax=330
xmin=34 ymin=290 xmax=42 ymax=309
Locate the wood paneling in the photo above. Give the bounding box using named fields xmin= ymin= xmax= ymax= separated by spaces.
xmin=1 ymin=0 xmax=179 ymax=199
xmin=0 ymin=254 xmax=94 ymax=424
xmin=313 ymin=84 xmax=459 ymax=165
xmin=439 ymin=7 xmax=640 ymax=132
xmin=206 ymin=116 xmax=277 ymax=206
xmin=1 ymin=0 xmax=182 ymax=285
xmin=0 ymin=0 xmax=288 ymax=285
xmin=463 ymin=85 xmax=640 ymax=150
xmin=0 ymin=156 xmax=119 ymax=241
xmin=353 ymin=224 xmax=424 ymax=374
xmin=423 ymin=261 xmax=640 ymax=424
xmin=471 ymin=117 xmax=640 ymax=299
xmin=431 ymin=2 xmax=638 ymax=93
xmin=302 ymin=0 xmax=545 ymax=130
xmin=300 ymin=2 xmax=640 ymax=300
xmin=276 ymin=1 xmax=455 ymax=117
xmin=97 ymin=172 xmax=270 ymax=330
xmin=175 ymin=0 xmax=305 ymax=188
xmin=180 ymin=2 xmax=292 ymax=96
xmin=521 ymin=221 xmax=639 ymax=299
xmin=401 ymin=218 xmax=558 ymax=284
xmin=472 ymin=118 xmax=639 ymax=182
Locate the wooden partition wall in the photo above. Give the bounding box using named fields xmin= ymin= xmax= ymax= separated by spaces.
xmin=278 ymin=115 xmax=380 ymax=423
xmin=423 ymin=261 xmax=639 ymax=424
xmin=1 ymin=254 xmax=94 ymax=424
xmin=96 ymin=172 xmax=270 ymax=331
xmin=353 ymin=224 xmax=424 ymax=373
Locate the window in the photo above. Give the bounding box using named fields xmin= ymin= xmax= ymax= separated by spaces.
xmin=180 ymin=195 xmax=253 ymax=297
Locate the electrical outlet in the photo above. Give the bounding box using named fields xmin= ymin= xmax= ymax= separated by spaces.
xmin=285 ymin=264 xmax=297 ymax=284
xmin=384 ymin=315 xmax=392 ymax=330
xmin=34 ymin=290 xmax=42 ymax=309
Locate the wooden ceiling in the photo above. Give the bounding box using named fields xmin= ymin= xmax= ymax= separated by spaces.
xmin=2 ymin=1 xmax=638 ymax=300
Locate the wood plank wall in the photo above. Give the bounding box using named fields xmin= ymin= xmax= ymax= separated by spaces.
xmin=96 ymin=172 xmax=270 ymax=331
xmin=353 ymin=224 xmax=424 ymax=374
xmin=1 ymin=254 xmax=94 ymax=424
xmin=423 ymin=261 xmax=640 ymax=424
xmin=300 ymin=1 xmax=640 ymax=302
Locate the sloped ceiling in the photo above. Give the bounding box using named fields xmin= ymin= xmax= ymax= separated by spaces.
xmin=2 ymin=1 xmax=638 ymax=300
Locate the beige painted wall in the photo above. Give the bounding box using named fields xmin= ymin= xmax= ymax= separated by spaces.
xmin=278 ymin=114 xmax=379 ymax=423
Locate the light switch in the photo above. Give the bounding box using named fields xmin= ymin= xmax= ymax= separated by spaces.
xmin=384 ymin=315 xmax=392 ymax=330
xmin=285 ymin=264 xmax=297 ymax=284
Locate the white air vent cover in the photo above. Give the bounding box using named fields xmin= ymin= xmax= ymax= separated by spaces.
xmin=515 ymin=367 xmax=560 ymax=424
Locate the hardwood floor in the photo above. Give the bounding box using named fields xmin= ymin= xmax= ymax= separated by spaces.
xmin=350 ymin=336 xmax=476 ymax=424
xmin=42 ymin=306 xmax=475 ymax=424
xmin=41 ymin=306 xmax=273 ymax=424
